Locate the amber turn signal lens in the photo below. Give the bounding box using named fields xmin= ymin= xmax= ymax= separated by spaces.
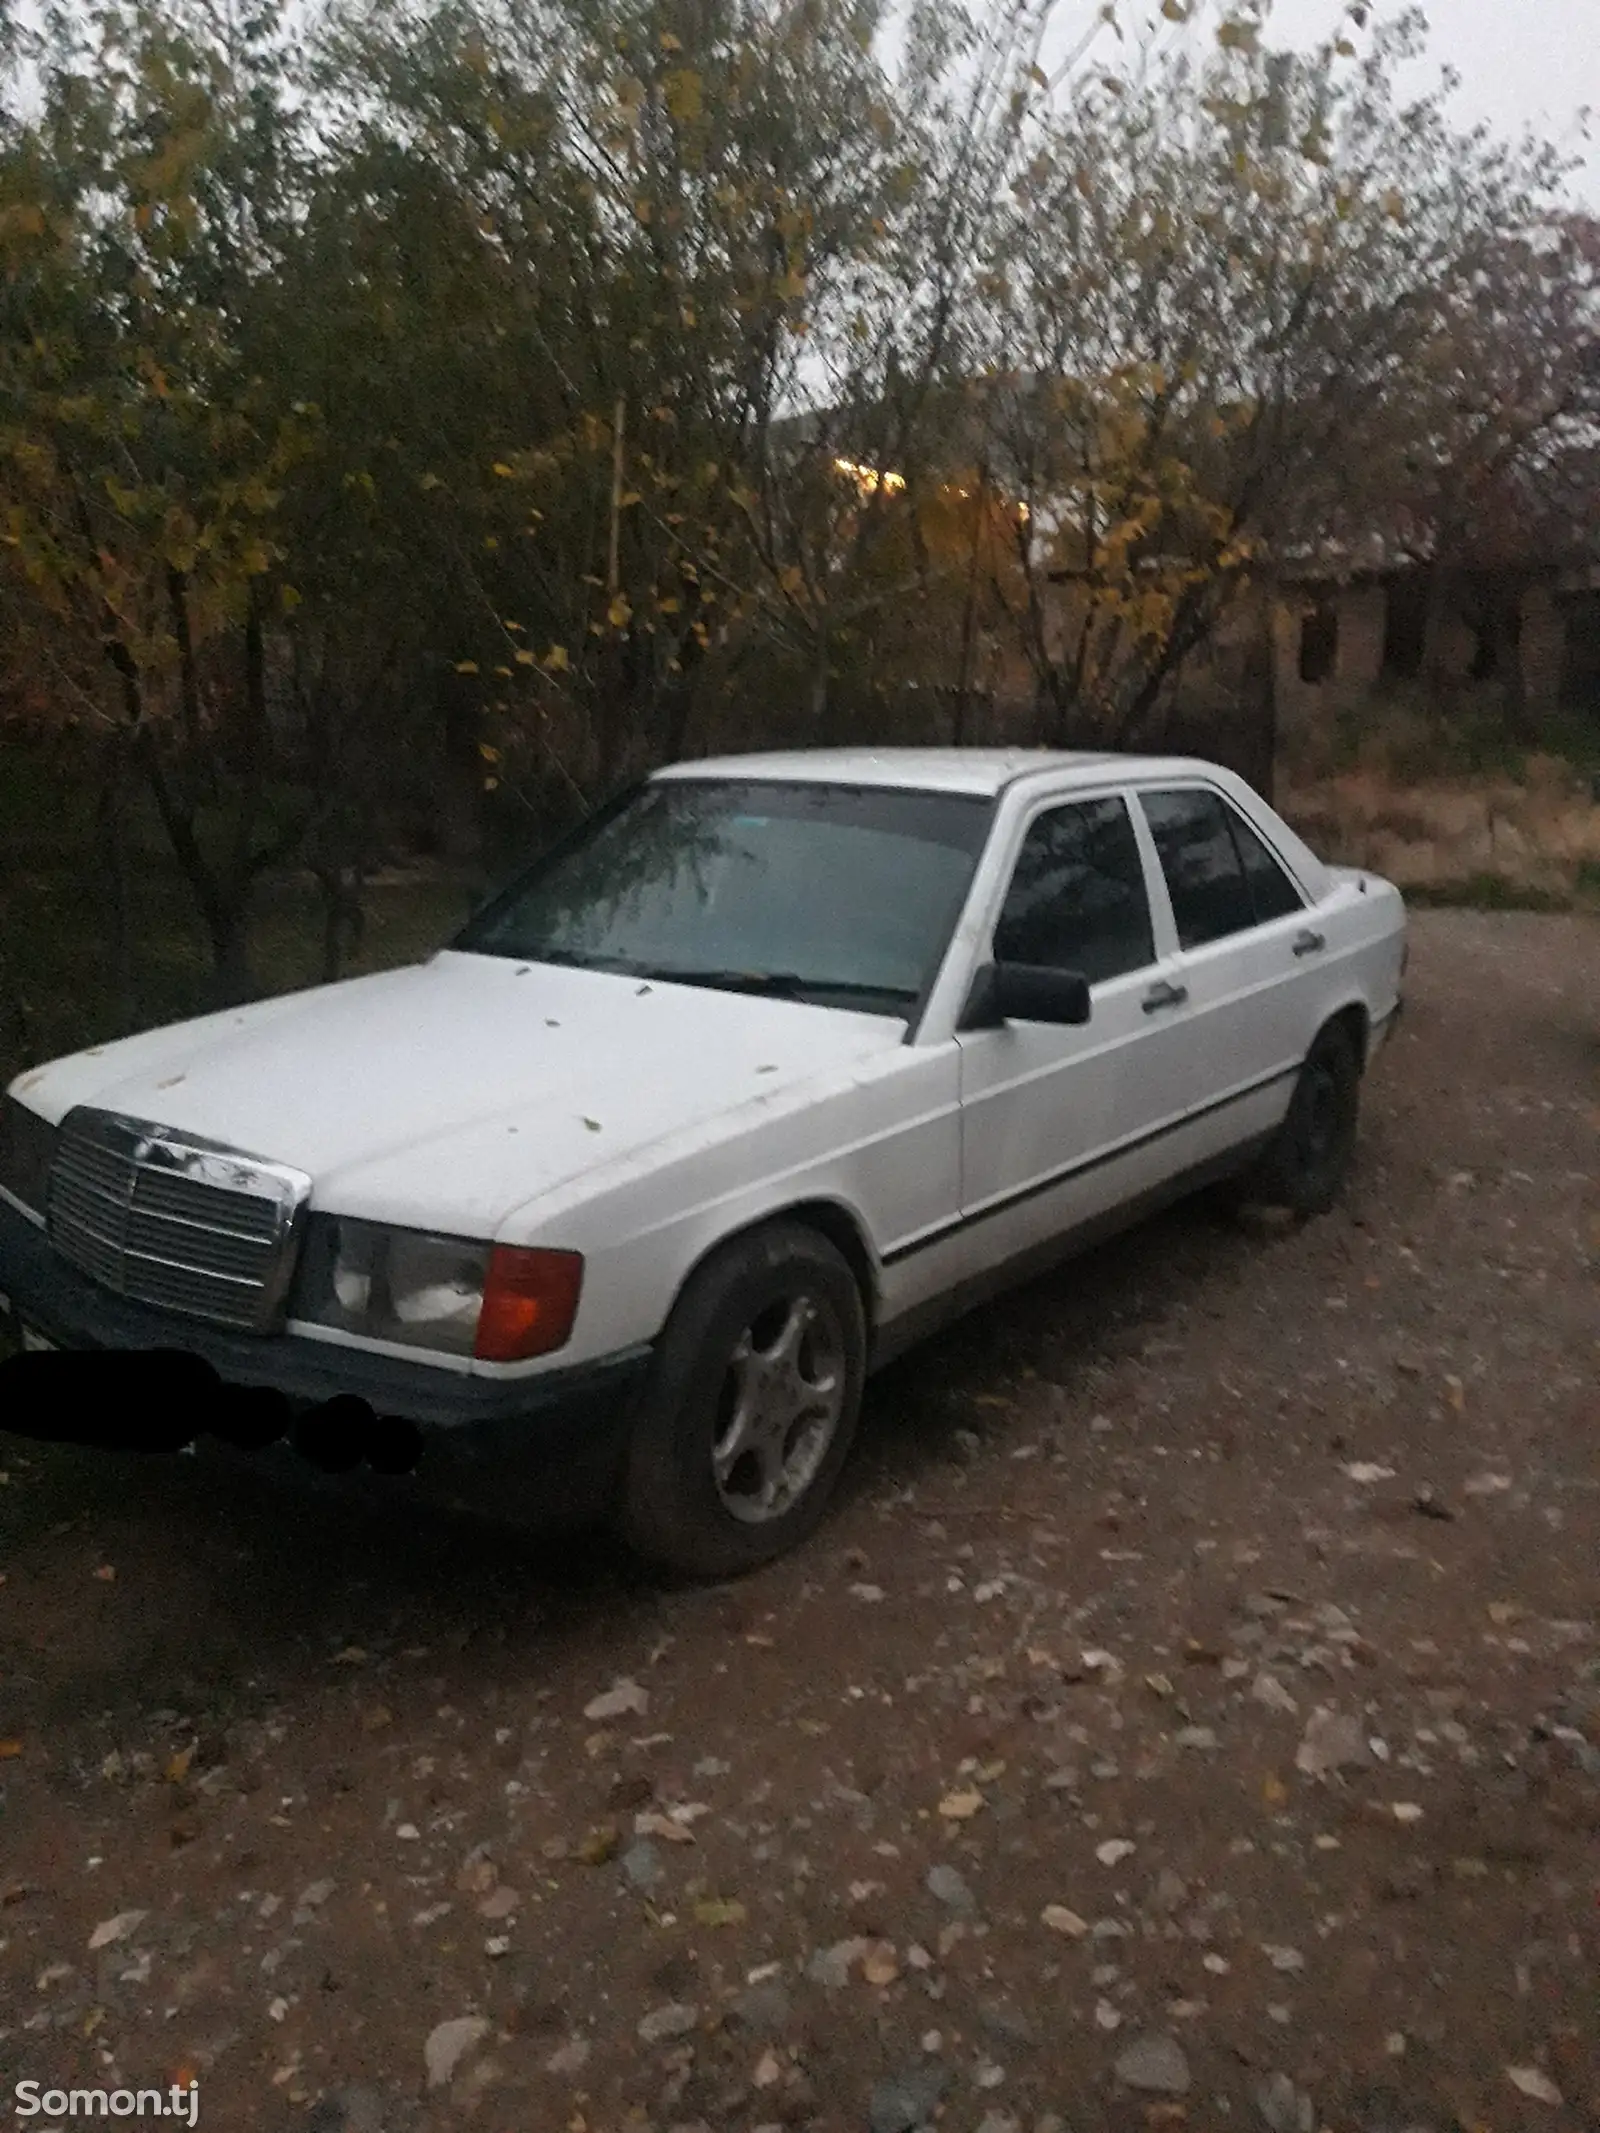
xmin=474 ymin=1246 xmax=584 ymax=1361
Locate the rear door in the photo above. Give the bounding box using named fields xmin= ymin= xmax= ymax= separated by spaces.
xmin=1135 ymin=785 xmax=1327 ymax=1149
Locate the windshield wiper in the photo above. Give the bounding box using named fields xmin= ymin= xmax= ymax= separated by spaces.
xmin=638 ymin=967 xmax=917 ymax=1006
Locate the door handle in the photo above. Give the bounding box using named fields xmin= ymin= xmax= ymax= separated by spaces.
xmin=1293 ymin=929 xmax=1327 ymax=958
xmin=1142 ymin=979 xmax=1189 ymax=1014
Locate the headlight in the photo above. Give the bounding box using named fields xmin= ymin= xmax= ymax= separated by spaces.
xmin=0 ymin=1096 xmax=57 ymax=1219
xmin=292 ymin=1214 xmax=583 ymax=1361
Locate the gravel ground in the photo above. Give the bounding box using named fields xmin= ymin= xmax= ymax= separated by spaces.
xmin=2 ymin=907 xmax=1597 ymax=2133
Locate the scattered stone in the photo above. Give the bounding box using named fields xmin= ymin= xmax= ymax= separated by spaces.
xmin=1095 ymin=1839 xmax=1136 ymax=1867
xmin=1174 ymin=1726 xmax=1218 ymax=1752
xmin=925 ymin=1863 xmax=975 ymax=1913
xmin=424 ymin=2016 xmax=489 ymax=2089
xmin=303 ymin=2085 xmax=387 ymax=2133
xmin=1263 ymin=1944 xmax=1306 ymax=1973
xmin=730 ymin=1981 xmax=793 ymax=2036
xmin=1151 ymin=1869 xmax=1188 ymax=1914
xmin=638 ymin=2002 xmax=699 ymax=2044
xmin=978 ymin=2002 xmax=1036 ymax=2050
xmin=867 ymin=2062 xmax=951 ymax=2133
xmin=807 ymin=1938 xmax=872 ymax=1989
xmin=621 ymin=1840 xmax=664 ymax=1891
xmin=1295 ymin=1708 xmax=1371 ymax=1778
xmin=1114 ymin=2032 xmax=1190 ymax=2094
xmin=1256 ymin=2071 xmax=1316 ymax=2132
xmin=544 ymin=2037 xmax=591 ymax=2077
xmin=297 ymin=1878 xmax=335 ymax=1911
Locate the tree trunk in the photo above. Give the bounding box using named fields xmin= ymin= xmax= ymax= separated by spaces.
xmin=95 ymin=750 xmax=136 ymax=1028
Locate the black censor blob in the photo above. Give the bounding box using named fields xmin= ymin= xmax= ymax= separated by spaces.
xmin=0 ymin=1348 xmax=424 ymax=1475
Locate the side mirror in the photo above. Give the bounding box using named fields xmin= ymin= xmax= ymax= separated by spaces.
xmin=962 ymin=961 xmax=1092 ymax=1029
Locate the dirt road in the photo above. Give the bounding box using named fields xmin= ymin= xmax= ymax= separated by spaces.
xmin=2 ymin=909 xmax=1597 ymax=2132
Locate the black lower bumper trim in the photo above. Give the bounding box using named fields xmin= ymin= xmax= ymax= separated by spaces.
xmin=0 ymin=1197 xmax=650 ymax=1525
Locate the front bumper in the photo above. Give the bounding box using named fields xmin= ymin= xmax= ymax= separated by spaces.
xmin=0 ymin=1197 xmax=649 ymax=1525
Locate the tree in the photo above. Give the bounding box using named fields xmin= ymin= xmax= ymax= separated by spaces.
xmin=968 ymin=2 xmax=1578 ymax=747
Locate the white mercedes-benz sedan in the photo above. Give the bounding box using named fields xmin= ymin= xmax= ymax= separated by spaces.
xmin=0 ymin=749 xmax=1405 ymax=1573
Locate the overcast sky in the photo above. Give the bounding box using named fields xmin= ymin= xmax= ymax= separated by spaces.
xmin=1053 ymin=0 xmax=1599 ymax=204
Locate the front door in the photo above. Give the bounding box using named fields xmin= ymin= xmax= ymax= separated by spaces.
xmin=954 ymin=792 xmax=1190 ymax=1271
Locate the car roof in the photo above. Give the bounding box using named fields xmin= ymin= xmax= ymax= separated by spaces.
xmin=650 ymin=747 xmax=1227 ymax=799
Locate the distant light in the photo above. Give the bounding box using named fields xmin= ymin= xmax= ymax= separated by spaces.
xmin=833 ymin=455 xmax=906 ymax=496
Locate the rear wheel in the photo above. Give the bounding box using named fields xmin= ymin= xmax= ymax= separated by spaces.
xmin=616 ymin=1223 xmax=867 ymax=1578
xmin=1235 ymin=1019 xmax=1363 ymax=1217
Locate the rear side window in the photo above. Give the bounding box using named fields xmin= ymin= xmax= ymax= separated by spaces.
xmin=1229 ymin=809 xmax=1304 ymax=923
xmin=1141 ymin=788 xmax=1303 ymax=947
xmin=993 ymin=796 xmax=1155 ymax=984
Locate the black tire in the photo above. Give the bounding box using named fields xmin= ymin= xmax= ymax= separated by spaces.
xmin=1237 ymin=1019 xmax=1363 ymax=1217
xmin=616 ymin=1222 xmax=868 ymax=1578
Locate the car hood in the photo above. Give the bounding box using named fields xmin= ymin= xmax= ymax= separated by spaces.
xmin=11 ymin=954 xmax=903 ymax=1236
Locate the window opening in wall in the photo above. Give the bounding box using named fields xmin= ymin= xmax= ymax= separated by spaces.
xmin=1382 ymin=570 xmax=1429 ymax=680
xmin=1299 ymin=597 xmax=1339 ymax=685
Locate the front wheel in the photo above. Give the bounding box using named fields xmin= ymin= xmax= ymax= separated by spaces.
xmin=616 ymin=1223 xmax=867 ymax=1578
xmin=1237 ymin=1019 xmax=1363 ymax=1216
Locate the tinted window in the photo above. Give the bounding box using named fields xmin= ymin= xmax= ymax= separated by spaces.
xmin=1141 ymin=789 xmax=1256 ymax=949
xmin=456 ymin=779 xmax=991 ymax=1015
xmin=993 ymin=797 xmax=1154 ymax=985
xmin=1229 ymin=808 xmax=1303 ymax=923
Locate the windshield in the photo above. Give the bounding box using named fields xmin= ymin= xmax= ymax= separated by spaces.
xmin=456 ymin=778 xmax=993 ymax=1016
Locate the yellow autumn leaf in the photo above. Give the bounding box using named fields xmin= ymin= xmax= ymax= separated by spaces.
xmin=544 ymin=644 xmax=570 ymax=672
xmin=607 ymin=593 xmax=632 ymax=628
xmin=693 ymin=1897 xmax=746 ymax=1928
xmin=478 ymin=743 xmax=500 ymax=763
xmin=492 ymin=462 xmax=514 ymax=476
xmin=514 ymin=648 xmax=537 ymax=666
xmin=454 ymin=660 xmax=480 ymax=675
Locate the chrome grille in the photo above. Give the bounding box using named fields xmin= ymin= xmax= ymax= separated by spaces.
xmin=47 ymin=1108 xmax=312 ymax=1332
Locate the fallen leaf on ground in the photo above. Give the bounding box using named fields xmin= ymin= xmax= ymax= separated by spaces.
xmin=635 ymin=1813 xmax=696 ymax=1844
xmin=584 ymin=1678 xmax=649 ymax=1722
xmin=693 ymin=1897 xmax=746 ymax=1928
xmin=1505 ymin=2066 xmax=1563 ymax=2106
xmin=88 ymin=1911 xmax=146 ymax=1951
xmin=1041 ymin=1904 xmax=1090 ymax=1937
xmin=424 ymin=2015 xmax=489 ymax=2088
xmin=938 ymin=1788 xmax=985 ymax=1820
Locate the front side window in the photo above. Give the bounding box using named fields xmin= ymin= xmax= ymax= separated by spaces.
xmin=1141 ymin=788 xmax=1303 ymax=947
xmin=993 ymin=796 xmax=1155 ymax=985
xmin=456 ymin=779 xmax=993 ymax=1016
